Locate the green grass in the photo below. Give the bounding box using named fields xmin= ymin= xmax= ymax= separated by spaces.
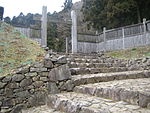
xmin=105 ymin=46 xmax=150 ymax=59
xmin=0 ymin=22 xmax=45 ymax=76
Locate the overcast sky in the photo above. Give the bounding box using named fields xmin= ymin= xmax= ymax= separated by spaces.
xmin=1 ymin=0 xmax=81 ymax=18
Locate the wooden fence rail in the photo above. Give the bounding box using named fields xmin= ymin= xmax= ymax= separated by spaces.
xmin=14 ymin=26 xmax=42 ymax=44
xmin=77 ymin=19 xmax=150 ymax=53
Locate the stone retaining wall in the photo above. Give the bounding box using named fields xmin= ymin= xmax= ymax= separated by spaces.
xmin=0 ymin=53 xmax=149 ymax=113
xmin=0 ymin=55 xmax=72 ymax=113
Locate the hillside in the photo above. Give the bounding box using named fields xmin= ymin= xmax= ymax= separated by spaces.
xmin=0 ymin=22 xmax=45 ymax=76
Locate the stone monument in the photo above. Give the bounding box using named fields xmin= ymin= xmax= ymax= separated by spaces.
xmin=0 ymin=6 xmax=4 ymax=20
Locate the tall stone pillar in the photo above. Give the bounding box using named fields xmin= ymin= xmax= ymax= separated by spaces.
xmin=71 ymin=10 xmax=77 ymax=53
xmin=41 ymin=6 xmax=47 ymax=47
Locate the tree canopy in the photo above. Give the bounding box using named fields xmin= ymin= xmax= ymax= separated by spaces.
xmin=4 ymin=13 xmax=35 ymax=27
xmin=63 ymin=0 xmax=73 ymax=12
xmin=82 ymin=0 xmax=150 ymax=30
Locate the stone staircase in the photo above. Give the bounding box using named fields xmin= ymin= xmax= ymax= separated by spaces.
xmin=22 ymin=54 xmax=150 ymax=113
xmin=67 ymin=54 xmax=134 ymax=75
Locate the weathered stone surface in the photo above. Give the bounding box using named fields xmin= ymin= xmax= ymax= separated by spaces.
xmin=38 ymin=72 xmax=49 ymax=77
xmin=139 ymin=93 xmax=150 ymax=108
xmin=72 ymin=70 xmax=150 ymax=86
xmin=40 ymin=77 xmax=48 ymax=82
xmin=27 ymin=91 xmax=47 ymax=107
xmin=15 ymin=90 xmax=30 ymax=98
xmin=4 ymin=88 xmax=13 ymax=97
xmin=142 ymin=57 xmax=148 ymax=63
xmin=0 ymin=101 xmax=2 ymax=106
xmin=2 ymin=76 xmax=12 ymax=82
xmin=147 ymin=103 xmax=150 ymax=109
xmin=26 ymin=85 xmax=34 ymax=89
xmin=56 ymin=56 xmax=67 ymax=64
xmin=25 ymin=73 xmax=37 ymax=77
xmin=44 ymin=53 xmax=50 ymax=60
xmin=0 ymin=82 xmax=7 ymax=88
xmin=22 ymin=105 xmax=64 ymax=113
xmin=74 ymin=78 xmax=150 ymax=108
xmin=69 ymin=62 xmax=117 ymax=68
xmin=33 ymin=81 xmax=44 ymax=88
xmin=33 ymin=62 xmax=44 ymax=68
xmin=13 ymin=97 xmax=23 ymax=105
xmin=12 ymin=74 xmax=24 ymax=82
xmin=10 ymin=104 xmax=26 ymax=113
xmin=0 ymin=76 xmax=5 ymax=81
xmin=70 ymin=67 xmax=128 ymax=75
xmin=16 ymin=67 xmax=29 ymax=74
xmin=48 ymin=64 xmax=71 ymax=82
xmin=44 ymin=59 xmax=54 ymax=68
xmin=20 ymin=78 xmax=32 ymax=87
xmin=1 ymin=107 xmax=12 ymax=113
xmin=47 ymin=92 xmax=150 ymax=113
xmin=2 ymin=98 xmax=16 ymax=107
xmin=6 ymin=82 xmax=19 ymax=89
xmin=32 ymin=76 xmax=40 ymax=81
xmin=62 ymin=80 xmax=74 ymax=91
xmin=29 ymin=89 xmax=35 ymax=94
xmin=47 ymin=82 xmax=60 ymax=94
xmin=30 ymin=67 xmax=47 ymax=72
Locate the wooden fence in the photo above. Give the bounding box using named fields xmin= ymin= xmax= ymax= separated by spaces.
xmin=14 ymin=26 xmax=42 ymax=44
xmin=77 ymin=19 xmax=150 ymax=53
xmin=13 ymin=6 xmax=47 ymax=47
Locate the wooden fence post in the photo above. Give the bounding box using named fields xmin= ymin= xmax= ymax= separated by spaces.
xmin=41 ymin=6 xmax=47 ymax=47
xmin=71 ymin=10 xmax=77 ymax=54
xmin=66 ymin=37 xmax=68 ymax=53
xmin=103 ymin=27 xmax=106 ymax=51
xmin=143 ymin=18 xmax=146 ymax=34
xmin=122 ymin=27 xmax=125 ymax=49
xmin=143 ymin=18 xmax=147 ymax=44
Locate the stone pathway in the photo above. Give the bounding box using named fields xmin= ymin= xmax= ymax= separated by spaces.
xmin=20 ymin=54 xmax=150 ymax=113
xmin=47 ymin=92 xmax=150 ymax=113
xmin=75 ymin=78 xmax=150 ymax=94
xmin=71 ymin=70 xmax=150 ymax=86
xmin=22 ymin=105 xmax=64 ymax=113
xmin=70 ymin=67 xmax=128 ymax=75
xmin=74 ymin=78 xmax=150 ymax=108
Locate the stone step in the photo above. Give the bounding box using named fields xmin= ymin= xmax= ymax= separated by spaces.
xmin=67 ymin=56 xmax=125 ymax=64
xmin=67 ymin=55 xmax=100 ymax=59
xmin=74 ymin=78 xmax=150 ymax=108
xmin=47 ymin=92 xmax=150 ymax=113
xmin=71 ymin=70 xmax=150 ymax=86
xmin=70 ymin=67 xmax=128 ymax=75
xmin=68 ymin=53 xmax=101 ymax=57
xmin=67 ymin=58 xmax=104 ymax=63
xmin=22 ymin=105 xmax=64 ymax=113
xmin=68 ymin=62 xmax=126 ymax=68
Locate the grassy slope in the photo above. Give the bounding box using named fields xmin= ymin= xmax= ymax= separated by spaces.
xmin=0 ymin=22 xmax=45 ymax=76
xmin=105 ymin=46 xmax=150 ymax=59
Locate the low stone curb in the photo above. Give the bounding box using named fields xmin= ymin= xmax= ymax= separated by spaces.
xmin=70 ymin=67 xmax=128 ymax=75
xmin=71 ymin=70 xmax=150 ymax=86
